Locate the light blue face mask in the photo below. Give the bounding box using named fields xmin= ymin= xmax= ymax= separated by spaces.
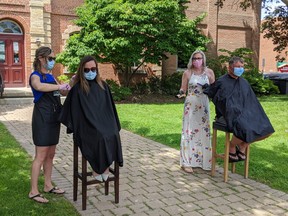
xmin=45 ymin=60 xmax=55 ymax=70
xmin=233 ymin=67 xmax=244 ymax=77
xmin=84 ymin=70 xmax=97 ymax=80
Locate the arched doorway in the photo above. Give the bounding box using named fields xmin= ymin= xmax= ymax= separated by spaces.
xmin=0 ymin=20 xmax=25 ymax=87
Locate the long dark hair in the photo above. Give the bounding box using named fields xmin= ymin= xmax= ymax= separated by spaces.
xmin=33 ymin=46 xmax=52 ymax=72
xmin=73 ymin=55 xmax=104 ymax=94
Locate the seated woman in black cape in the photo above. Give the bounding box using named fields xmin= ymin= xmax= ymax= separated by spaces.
xmin=204 ymin=56 xmax=274 ymax=162
xmin=60 ymin=55 xmax=123 ymax=181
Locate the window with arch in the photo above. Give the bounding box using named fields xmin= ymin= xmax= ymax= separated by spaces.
xmin=0 ymin=20 xmax=23 ymax=35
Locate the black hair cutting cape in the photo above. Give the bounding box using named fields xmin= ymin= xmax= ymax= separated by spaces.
xmin=59 ymin=81 xmax=123 ymax=174
xmin=204 ymin=74 xmax=274 ymax=143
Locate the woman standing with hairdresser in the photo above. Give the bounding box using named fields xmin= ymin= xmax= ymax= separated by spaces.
xmin=28 ymin=46 xmax=70 ymax=203
xmin=177 ymin=50 xmax=215 ymax=173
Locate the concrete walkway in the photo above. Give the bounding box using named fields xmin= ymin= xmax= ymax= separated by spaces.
xmin=1 ymin=100 xmax=288 ymax=216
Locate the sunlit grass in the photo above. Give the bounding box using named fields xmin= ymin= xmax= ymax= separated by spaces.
xmin=0 ymin=123 xmax=79 ymax=216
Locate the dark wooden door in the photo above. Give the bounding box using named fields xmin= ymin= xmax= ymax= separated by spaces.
xmin=0 ymin=34 xmax=25 ymax=87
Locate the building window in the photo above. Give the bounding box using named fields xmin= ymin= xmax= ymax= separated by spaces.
xmin=0 ymin=20 xmax=23 ymax=35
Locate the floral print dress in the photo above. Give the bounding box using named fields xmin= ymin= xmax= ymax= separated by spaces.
xmin=180 ymin=70 xmax=212 ymax=170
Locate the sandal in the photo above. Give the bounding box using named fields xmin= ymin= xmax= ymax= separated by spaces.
xmin=229 ymin=152 xmax=239 ymax=163
xmin=29 ymin=193 xmax=49 ymax=203
xmin=45 ymin=187 xmax=65 ymax=194
xmin=181 ymin=166 xmax=194 ymax=173
xmin=236 ymin=146 xmax=246 ymax=161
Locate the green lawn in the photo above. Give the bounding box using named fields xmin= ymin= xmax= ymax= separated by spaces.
xmin=0 ymin=123 xmax=79 ymax=216
xmin=116 ymin=94 xmax=288 ymax=193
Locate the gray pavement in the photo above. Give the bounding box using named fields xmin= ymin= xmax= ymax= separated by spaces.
xmin=1 ymin=101 xmax=288 ymax=216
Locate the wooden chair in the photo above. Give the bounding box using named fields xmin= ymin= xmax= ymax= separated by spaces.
xmin=73 ymin=141 xmax=119 ymax=210
xmin=211 ymin=118 xmax=250 ymax=182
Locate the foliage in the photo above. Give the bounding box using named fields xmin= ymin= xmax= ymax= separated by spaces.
xmin=160 ymin=72 xmax=183 ymax=95
xmin=131 ymin=80 xmax=150 ymax=94
xmin=132 ymin=72 xmax=182 ymax=95
xmin=206 ymin=56 xmax=227 ymax=78
xmin=243 ymin=68 xmax=280 ymax=95
xmin=214 ymin=0 xmax=288 ymax=60
xmin=148 ymin=76 xmax=162 ymax=94
xmin=57 ymin=0 xmax=210 ymax=86
xmin=57 ymin=74 xmax=70 ymax=83
xmin=106 ymin=79 xmax=132 ymax=101
xmin=261 ymin=5 xmax=288 ymax=61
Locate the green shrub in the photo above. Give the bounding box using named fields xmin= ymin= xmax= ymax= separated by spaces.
xmin=131 ymin=80 xmax=150 ymax=94
xmin=105 ymin=79 xmax=132 ymax=101
xmin=148 ymin=76 xmax=162 ymax=94
xmin=160 ymin=72 xmax=183 ymax=95
xmin=57 ymin=74 xmax=70 ymax=83
xmin=243 ymin=68 xmax=280 ymax=95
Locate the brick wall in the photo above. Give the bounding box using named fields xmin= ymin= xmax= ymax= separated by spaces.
xmin=259 ymin=21 xmax=288 ymax=73
xmin=0 ymin=0 xmax=263 ymax=87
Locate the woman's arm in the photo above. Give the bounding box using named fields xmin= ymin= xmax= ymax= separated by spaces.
xmin=207 ymin=68 xmax=215 ymax=84
xmin=30 ymin=74 xmax=59 ymax=92
xmin=179 ymin=70 xmax=190 ymax=93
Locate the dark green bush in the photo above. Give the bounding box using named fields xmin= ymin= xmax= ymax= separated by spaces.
xmin=243 ymin=68 xmax=279 ymax=95
xmin=131 ymin=80 xmax=150 ymax=94
xmin=160 ymin=72 xmax=183 ymax=95
xmin=105 ymin=79 xmax=132 ymax=101
xmin=148 ymin=76 xmax=162 ymax=94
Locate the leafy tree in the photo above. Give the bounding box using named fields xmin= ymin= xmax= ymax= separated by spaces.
xmin=214 ymin=0 xmax=288 ymax=61
xmin=261 ymin=3 xmax=288 ymax=61
xmin=57 ymin=0 xmax=210 ymax=86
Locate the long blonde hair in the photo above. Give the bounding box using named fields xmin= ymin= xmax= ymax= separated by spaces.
xmin=187 ymin=50 xmax=206 ymax=69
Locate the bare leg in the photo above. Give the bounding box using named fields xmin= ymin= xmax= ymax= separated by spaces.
xmin=29 ymin=146 xmax=49 ymax=203
xmin=230 ymin=135 xmax=244 ymax=152
xmin=43 ymin=145 xmax=56 ymax=191
xmin=233 ymin=133 xmax=273 ymax=153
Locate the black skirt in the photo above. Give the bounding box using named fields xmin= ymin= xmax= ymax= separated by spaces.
xmin=32 ymin=91 xmax=62 ymax=146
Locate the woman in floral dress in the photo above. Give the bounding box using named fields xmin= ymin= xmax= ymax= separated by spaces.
xmin=177 ymin=50 xmax=215 ymax=173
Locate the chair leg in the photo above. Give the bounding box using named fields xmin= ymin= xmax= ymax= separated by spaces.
xmin=244 ymin=145 xmax=250 ymax=178
xmin=82 ymin=156 xmax=87 ymax=210
xmin=211 ymin=129 xmax=217 ymax=177
xmin=73 ymin=143 xmax=78 ymax=202
xmin=115 ymin=162 xmax=119 ymax=204
xmin=105 ymin=178 xmax=109 ymax=195
xmin=223 ymin=132 xmax=230 ymax=182
xmin=231 ymin=163 xmax=236 ymax=173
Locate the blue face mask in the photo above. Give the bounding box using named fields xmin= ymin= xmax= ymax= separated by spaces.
xmin=233 ymin=67 xmax=244 ymax=77
xmin=45 ymin=60 xmax=55 ymax=70
xmin=84 ymin=70 xmax=97 ymax=80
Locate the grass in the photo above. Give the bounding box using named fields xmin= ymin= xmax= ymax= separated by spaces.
xmin=0 ymin=123 xmax=79 ymax=216
xmin=116 ymin=94 xmax=288 ymax=193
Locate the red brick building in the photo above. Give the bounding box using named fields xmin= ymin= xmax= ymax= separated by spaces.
xmin=259 ymin=21 xmax=288 ymax=73
xmin=0 ymin=0 xmax=262 ymax=88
